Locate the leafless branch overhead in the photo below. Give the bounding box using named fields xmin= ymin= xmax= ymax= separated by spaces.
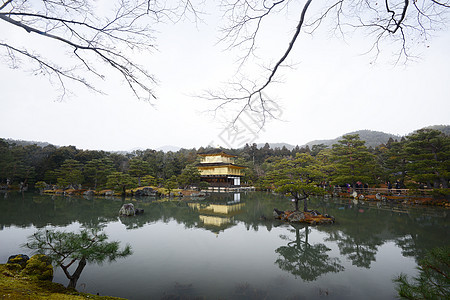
xmin=0 ymin=0 xmax=200 ymax=102
xmin=208 ymin=0 xmax=449 ymax=128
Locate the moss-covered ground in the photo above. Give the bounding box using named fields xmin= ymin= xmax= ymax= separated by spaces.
xmin=0 ymin=264 xmax=125 ymax=300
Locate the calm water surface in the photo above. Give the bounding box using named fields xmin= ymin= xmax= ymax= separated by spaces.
xmin=0 ymin=192 xmax=448 ymax=299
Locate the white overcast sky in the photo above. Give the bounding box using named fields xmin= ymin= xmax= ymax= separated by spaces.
xmin=1 ymin=1 xmax=449 ymax=151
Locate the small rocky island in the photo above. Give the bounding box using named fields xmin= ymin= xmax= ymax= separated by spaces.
xmin=119 ymin=203 xmax=144 ymax=216
xmin=273 ymin=208 xmax=335 ymax=225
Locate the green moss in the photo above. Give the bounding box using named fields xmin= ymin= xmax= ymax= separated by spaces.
xmin=5 ymin=263 xmax=23 ymax=272
xmin=0 ymin=264 xmax=126 ymax=300
xmin=7 ymin=254 xmax=29 ymax=269
xmin=22 ymin=255 xmax=53 ymax=281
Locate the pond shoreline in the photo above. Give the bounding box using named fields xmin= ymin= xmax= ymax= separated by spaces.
xmin=0 ymin=264 xmax=125 ymax=300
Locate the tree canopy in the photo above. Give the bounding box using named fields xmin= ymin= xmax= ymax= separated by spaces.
xmin=24 ymin=227 xmax=132 ymax=289
xmin=265 ymin=153 xmax=326 ymax=211
xmin=0 ymin=129 xmax=448 ymax=194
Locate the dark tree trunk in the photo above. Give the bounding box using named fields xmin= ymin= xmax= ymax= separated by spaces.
xmin=67 ymin=257 xmax=86 ymax=289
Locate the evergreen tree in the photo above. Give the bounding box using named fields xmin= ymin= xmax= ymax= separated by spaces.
xmin=381 ymin=140 xmax=408 ymax=185
xmin=165 ymin=175 xmax=179 ymax=195
xmin=394 ymin=246 xmax=449 ymax=299
xmin=140 ymin=175 xmax=157 ymax=186
xmin=403 ymin=129 xmax=449 ymax=188
xmin=24 ymin=227 xmax=132 ymax=289
xmin=128 ymin=158 xmax=151 ymax=186
xmin=106 ymin=172 xmax=136 ymax=195
xmin=56 ymin=159 xmax=84 ymax=188
xmin=310 ymin=144 xmax=328 ymax=156
xmin=84 ymin=158 xmax=115 ymax=189
xmin=330 ymin=134 xmax=377 ymax=188
xmin=178 ymin=164 xmax=201 ymax=188
xmin=266 ymin=153 xmax=326 ymax=211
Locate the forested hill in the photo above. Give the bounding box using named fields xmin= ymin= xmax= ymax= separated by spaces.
xmin=423 ymin=125 xmax=450 ymax=136
xmin=4 ymin=125 xmax=449 ymax=153
xmin=257 ymin=126 xmax=449 ymax=150
xmin=305 ymin=130 xmax=401 ymax=148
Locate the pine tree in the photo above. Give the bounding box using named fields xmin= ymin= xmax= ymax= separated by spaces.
xmin=330 ymin=134 xmax=377 ymax=188
xmin=266 ymin=153 xmax=325 ymax=211
xmin=24 ymin=227 xmax=132 ymax=289
xmin=403 ymin=129 xmax=449 ymax=188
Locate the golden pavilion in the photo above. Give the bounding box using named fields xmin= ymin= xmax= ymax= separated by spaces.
xmin=197 ymin=149 xmax=245 ymax=187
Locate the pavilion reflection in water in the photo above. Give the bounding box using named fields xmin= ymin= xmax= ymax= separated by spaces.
xmin=188 ymin=193 xmax=245 ymax=234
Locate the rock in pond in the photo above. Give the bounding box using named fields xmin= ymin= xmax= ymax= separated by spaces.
xmin=119 ymin=203 xmax=144 ymax=216
xmin=119 ymin=203 xmax=136 ymax=216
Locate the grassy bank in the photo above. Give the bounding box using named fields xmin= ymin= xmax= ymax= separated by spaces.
xmin=0 ymin=264 xmax=125 ymax=300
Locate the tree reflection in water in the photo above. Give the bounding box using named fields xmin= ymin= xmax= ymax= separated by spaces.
xmin=325 ymin=231 xmax=380 ymax=268
xmin=275 ymin=224 xmax=344 ymax=281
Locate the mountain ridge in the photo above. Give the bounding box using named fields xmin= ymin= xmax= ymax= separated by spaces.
xmin=4 ymin=125 xmax=449 ymax=152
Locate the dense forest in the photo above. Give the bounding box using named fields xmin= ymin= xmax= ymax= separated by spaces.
xmin=0 ymin=128 xmax=448 ymax=194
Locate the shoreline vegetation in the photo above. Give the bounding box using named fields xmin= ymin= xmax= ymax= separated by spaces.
xmin=1 ymin=129 xmax=448 ymax=204
xmin=0 ymin=263 xmax=124 ymax=300
xmin=34 ymin=185 xmax=449 ymax=208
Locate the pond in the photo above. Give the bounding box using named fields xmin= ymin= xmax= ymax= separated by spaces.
xmin=0 ymin=191 xmax=448 ymax=299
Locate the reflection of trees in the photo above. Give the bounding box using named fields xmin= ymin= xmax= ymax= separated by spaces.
xmin=393 ymin=212 xmax=449 ymax=261
xmin=3 ymin=192 xmax=448 ymax=269
xmin=0 ymin=193 xmax=120 ymax=229
xmin=318 ymin=198 xmax=449 ymax=268
xmin=325 ymin=231 xmax=378 ymax=268
xmin=275 ymin=225 xmax=344 ymax=281
xmin=321 ymin=206 xmax=385 ymax=268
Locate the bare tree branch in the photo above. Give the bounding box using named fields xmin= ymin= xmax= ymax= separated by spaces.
xmin=0 ymin=0 xmax=201 ymax=102
xmin=208 ymin=0 xmax=449 ymax=129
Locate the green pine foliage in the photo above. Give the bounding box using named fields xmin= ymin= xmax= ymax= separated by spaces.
xmin=265 ymin=153 xmax=326 ymax=211
xmin=330 ymin=134 xmax=378 ymax=187
xmin=394 ymin=246 xmax=449 ymax=299
xmin=0 ymin=126 xmax=448 ymax=192
xmin=24 ymin=227 xmax=132 ymax=289
xmin=403 ymin=129 xmax=449 ymax=189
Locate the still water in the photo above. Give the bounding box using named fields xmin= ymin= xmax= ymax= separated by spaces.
xmin=0 ymin=192 xmax=448 ymax=299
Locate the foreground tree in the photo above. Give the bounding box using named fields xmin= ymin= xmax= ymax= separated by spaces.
xmin=24 ymin=227 xmax=132 ymax=289
xmin=394 ymin=246 xmax=449 ymax=299
xmin=266 ymin=153 xmax=325 ymax=211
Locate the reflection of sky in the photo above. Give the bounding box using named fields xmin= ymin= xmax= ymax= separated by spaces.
xmin=0 ymin=220 xmax=416 ymax=299
xmin=0 ymin=198 xmax=435 ymax=300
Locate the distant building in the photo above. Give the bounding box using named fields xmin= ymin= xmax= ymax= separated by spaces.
xmin=197 ymin=149 xmax=245 ymax=187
